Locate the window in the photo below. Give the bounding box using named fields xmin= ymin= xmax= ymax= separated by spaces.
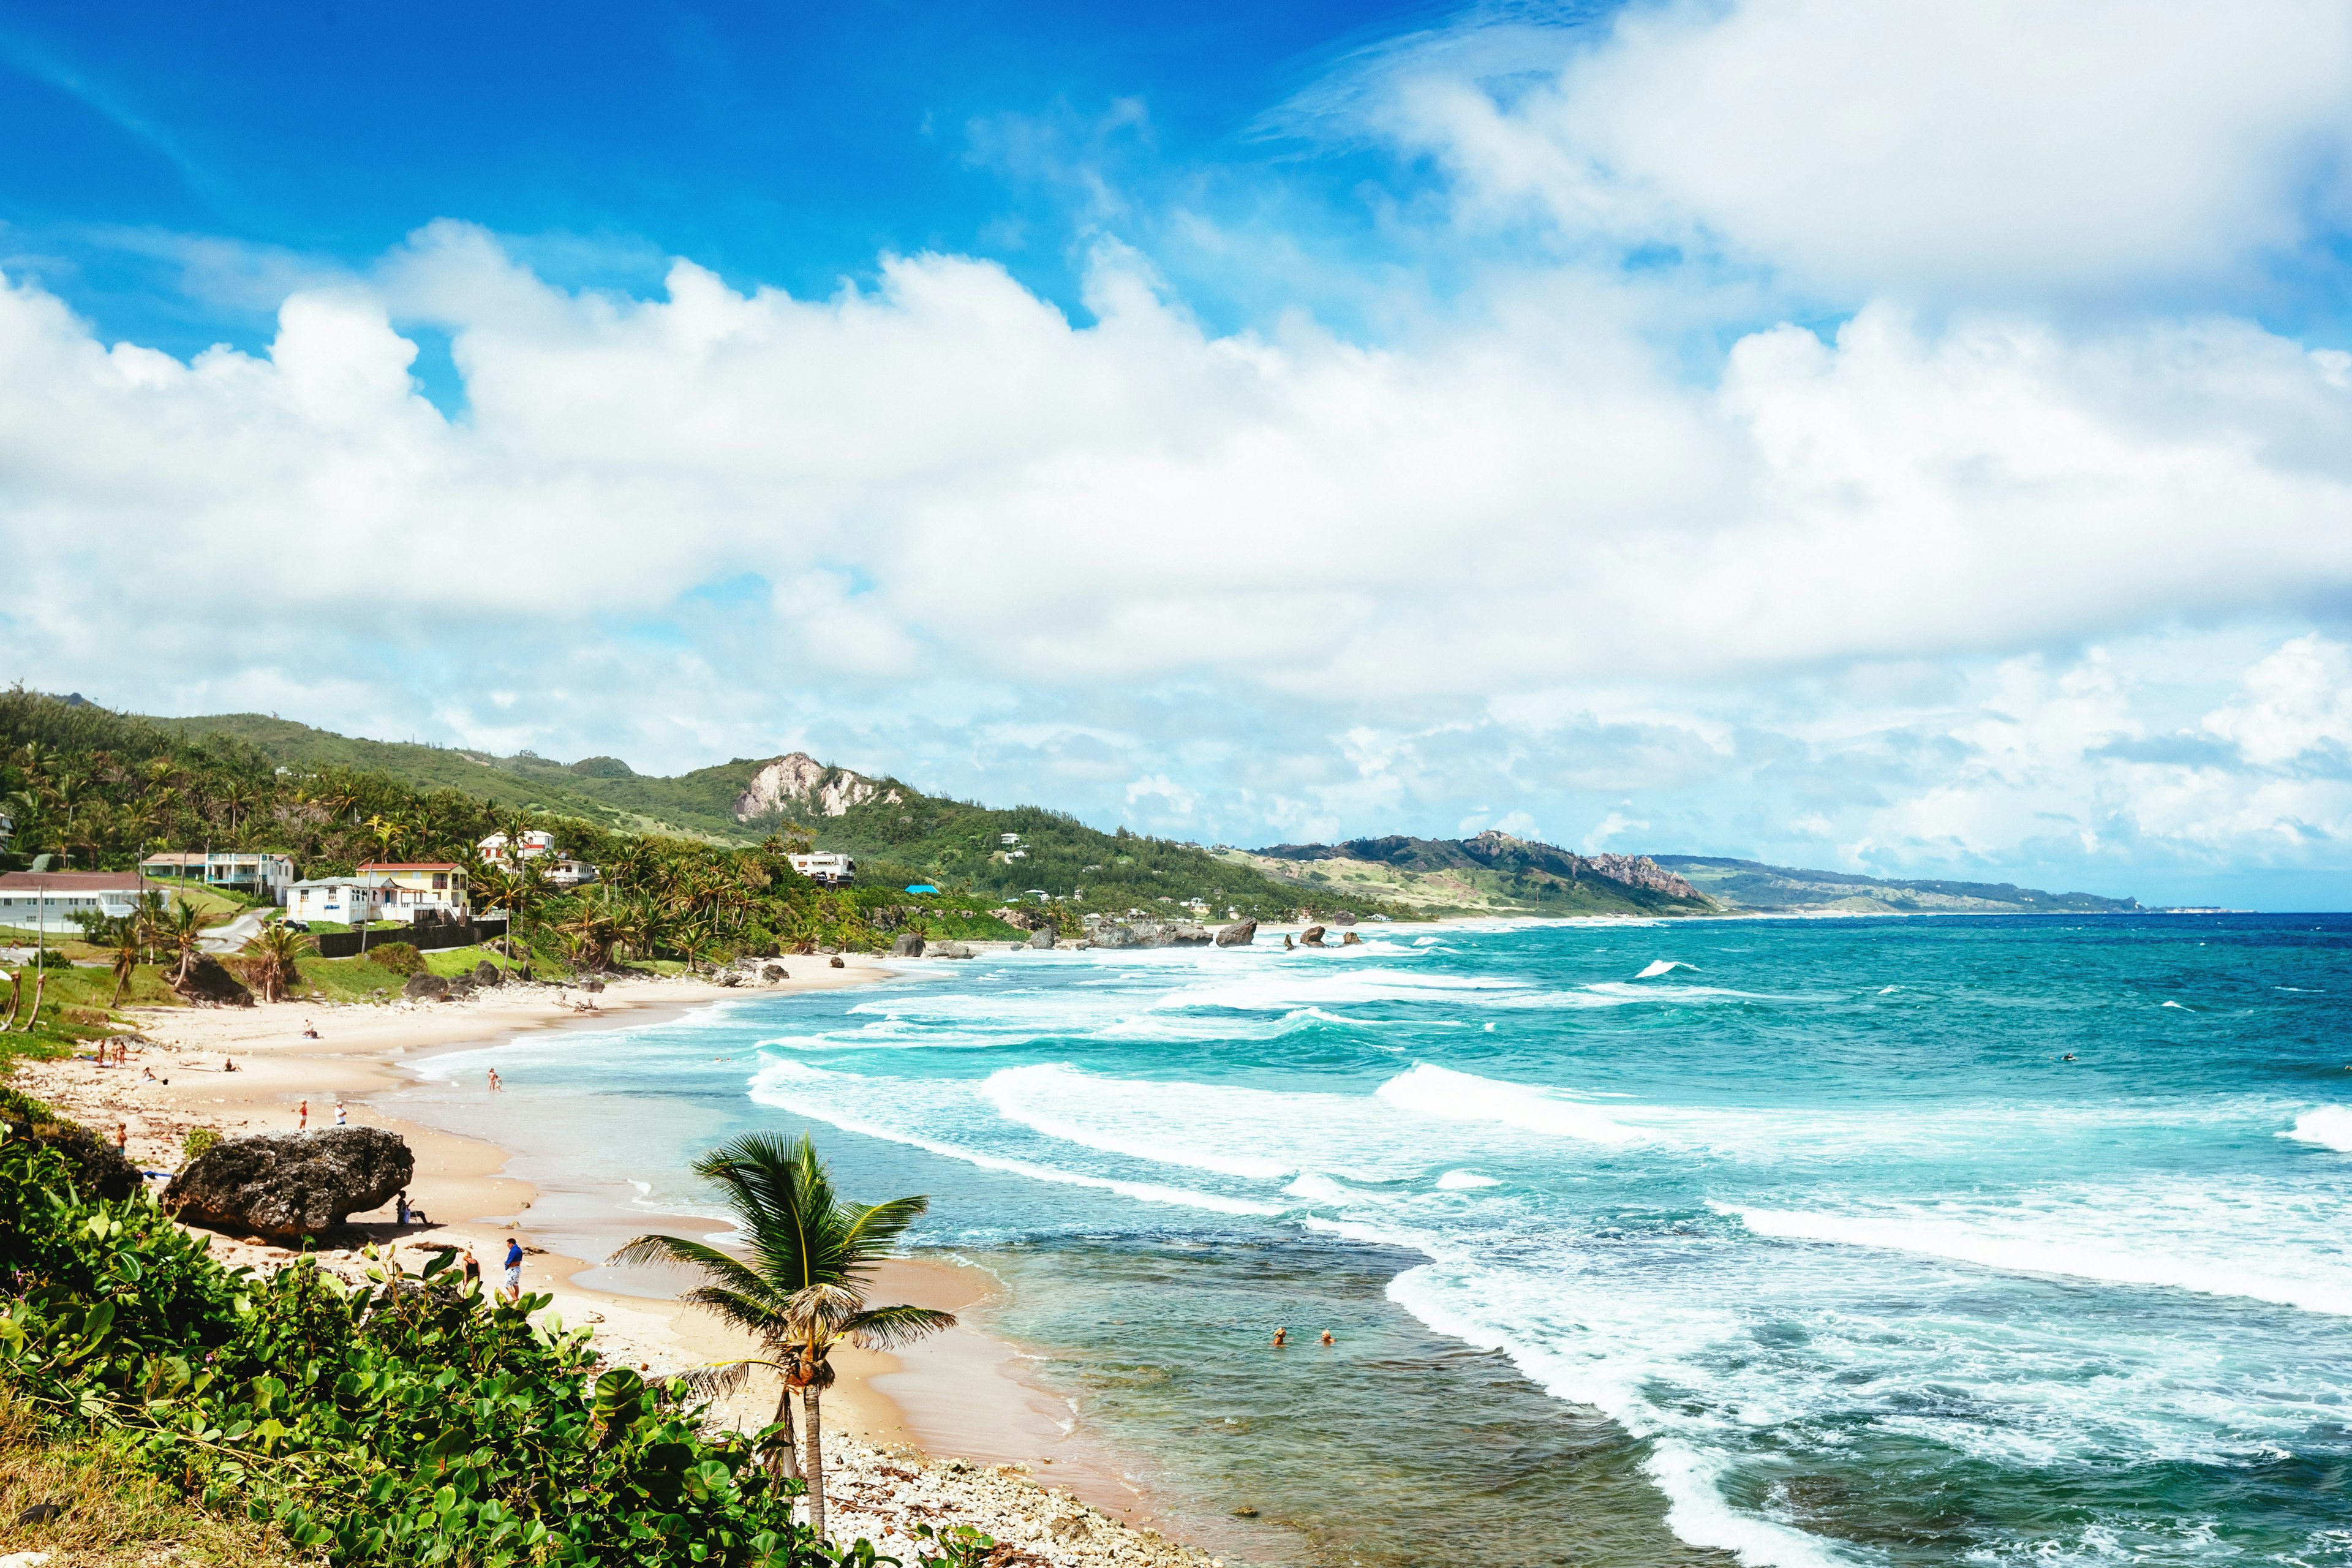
xmin=432 ymin=873 xmax=448 ymax=891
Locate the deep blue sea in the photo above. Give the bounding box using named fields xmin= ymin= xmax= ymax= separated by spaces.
xmin=396 ymin=916 xmax=2352 ymax=1567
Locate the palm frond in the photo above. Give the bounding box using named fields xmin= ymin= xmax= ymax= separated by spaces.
xmin=842 ymin=1303 xmax=958 ymax=1351
xmin=609 ymin=1232 xmax=779 ymax=1306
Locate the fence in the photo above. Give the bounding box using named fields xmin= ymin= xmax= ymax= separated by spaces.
xmin=311 ymin=918 xmax=508 ymax=960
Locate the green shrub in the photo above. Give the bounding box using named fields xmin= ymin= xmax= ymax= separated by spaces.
xmin=0 ymin=1136 xmax=870 ymax=1567
xmin=367 ymin=941 xmax=423 ymax=975
xmin=181 ymin=1126 xmax=221 ymax=1164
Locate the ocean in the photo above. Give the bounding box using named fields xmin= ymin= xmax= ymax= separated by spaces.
xmin=394 ymin=915 xmax=2352 ymax=1567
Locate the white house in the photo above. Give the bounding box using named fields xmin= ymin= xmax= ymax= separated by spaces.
xmin=479 ymin=831 xmax=598 ymax=888
xmin=788 ymin=851 xmax=856 ymax=888
xmin=285 ymin=876 xmax=396 ymax=927
xmin=0 ymin=871 xmax=148 ymax=933
xmin=138 ymin=851 xmax=298 ymax=905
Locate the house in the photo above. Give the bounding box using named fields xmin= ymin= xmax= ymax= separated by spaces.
xmin=138 ymin=851 xmax=298 ymax=905
xmin=355 ymin=862 xmax=472 ymax=922
xmin=788 ymin=852 xmax=855 ymax=888
xmin=0 ymin=871 xmax=153 ymax=933
xmin=478 ymin=831 xmax=598 ymax=888
xmin=1000 ymin=833 xmax=1021 ymax=846
xmin=285 ymin=876 xmax=397 ymax=927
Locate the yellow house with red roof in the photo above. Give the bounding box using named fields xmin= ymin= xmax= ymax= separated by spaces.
xmin=355 ymin=862 xmax=470 ymax=922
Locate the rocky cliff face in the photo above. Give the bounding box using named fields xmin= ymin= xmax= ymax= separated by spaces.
xmin=731 ymin=753 xmax=903 ymax=822
xmin=1578 ymin=852 xmax=1706 ymax=901
xmin=1458 ymin=831 xmax=1706 ymax=900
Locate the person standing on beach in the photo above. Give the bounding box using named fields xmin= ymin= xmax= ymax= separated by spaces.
xmin=462 ymin=1246 xmax=481 ymax=1291
xmin=488 ymin=1068 xmax=502 ymax=1092
xmin=503 ymin=1237 xmax=523 ymax=1303
xmin=297 ymin=1099 xmax=308 ymax=1131
xmin=114 ymin=1121 xmax=127 ymax=1150
xmin=334 ymin=1100 xmax=348 ymax=1126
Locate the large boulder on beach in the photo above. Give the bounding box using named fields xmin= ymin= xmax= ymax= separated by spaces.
xmin=1028 ymin=927 xmax=1056 ymax=949
xmin=3 ymin=1107 xmax=139 ymax=1201
xmin=403 ymin=972 xmax=447 ymax=1001
xmin=1169 ymin=924 xmax=1213 ymax=944
xmin=164 ymin=1127 xmax=414 ymax=1242
xmin=1333 ymin=910 xmax=1358 ymax=927
xmin=172 ymin=955 xmax=254 ymax=1008
xmin=1215 ymin=918 xmax=1257 ymax=947
xmin=472 ymin=960 xmax=503 ymax=987
xmin=891 ymin=932 xmax=926 ymax=957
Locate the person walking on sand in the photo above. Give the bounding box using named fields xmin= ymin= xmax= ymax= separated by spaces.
xmin=502 ymin=1236 xmax=524 ymax=1303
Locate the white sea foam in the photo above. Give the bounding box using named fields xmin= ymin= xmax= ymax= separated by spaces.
xmin=2282 ymin=1104 xmax=2352 ymax=1153
xmin=979 ymin=1063 xmax=1297 ymax=1179
xmin=1721 ymin=1200 xmax=2352 ymax=1317
xmin=1434 ymin=1169 xmax=1498 ymax=1189
xmin=1377 ymin=1063 xmax=1649 ymax=1147
xmin=1637 ymin=959 xmax=1697 ymax=978
xmin=747 ymin=1060 xmax=1285 ymax=1216
xmin=1150 ymin=967 xmax=1524 ymax=1014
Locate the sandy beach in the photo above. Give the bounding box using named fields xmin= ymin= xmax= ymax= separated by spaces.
xmin=11 ymin=956 xmax=1219 ymax=1568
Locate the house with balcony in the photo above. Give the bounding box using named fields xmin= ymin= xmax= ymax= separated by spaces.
xmin=138 ymin=851 xmax=298 ymax=904
xmin=788 ymin=852 xmax=855 ymax=888
xmin=477 ymin=831 xmax=598 ymax=888
xmin=355 ymin=862 xmax=471 ymax=922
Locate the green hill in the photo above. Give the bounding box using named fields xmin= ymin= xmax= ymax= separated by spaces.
xmin=1224 ymin=832 xmax=1721 ymax=918
xmin=1649 ymin=856 xmax=2140 ymax=914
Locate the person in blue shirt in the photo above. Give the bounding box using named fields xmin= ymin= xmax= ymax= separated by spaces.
xmin=503 ymin=1237 xmax=523 ymax=1303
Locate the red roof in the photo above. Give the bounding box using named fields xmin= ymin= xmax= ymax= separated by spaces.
xmin=0 ymin=871 xmax=153 ymax=892
xmin=356 ymin=862 xmax=462 ymax=872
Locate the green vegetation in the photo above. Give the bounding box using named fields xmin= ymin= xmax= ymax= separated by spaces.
xmin=1231 ymin=833 xmax=1721 ymax=918
xmin=138 ymin=706 xmax=1404 ymax=921
xmin=1649 ymin=855 xmax=2143 ymax=914
xmin=614 ymin=1133 xmax=954 ymax=1545
xmin=0 ymin=1129 xmax=899 ymax=1567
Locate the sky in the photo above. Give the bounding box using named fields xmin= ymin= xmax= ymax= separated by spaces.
xmin=5 ymin=0 xmax=2352 ymax=908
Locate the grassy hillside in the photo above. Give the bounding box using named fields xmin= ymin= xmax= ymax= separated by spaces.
xmin=1651 ymin=856 xmax=2141 ymax=914
xmin=1227 ymin=833 xmax=1721 ymax=918
xmin=141 ymin=713 xmax=1403 ymax=921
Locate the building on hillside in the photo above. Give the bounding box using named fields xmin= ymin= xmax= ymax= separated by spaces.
xmin=138 ymin=851 xmax=298 ymax=904
xmin=788 ymin=852 xmax=855 ymax=888
xmin=285 ymin=876 xmax=397 ymax=928
xmin=477 ymin=831 xmax=598 ymax=888
xmin=0 ymin=870 xmax=152 ymax=933
xmin=1000 ymin=833 xmax=1021 ymax=846
xmin=355 ymin=862 xmax=471 ymax=922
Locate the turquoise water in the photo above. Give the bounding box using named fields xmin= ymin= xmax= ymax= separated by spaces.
xmin=400 ymin=916 xmax=2352 ymax=1566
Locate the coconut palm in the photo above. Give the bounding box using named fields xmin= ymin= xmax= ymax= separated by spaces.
xmin=239 ymin=922 xmax=314 ymax=1003
xmin=556 ymin=886 xmax=624 ymax=971
xmin=609 ymin=1133 xmax=952 ymax=1542
xmin=157 ymin=896 xmax=206 ymax=985
xmin=104 ymin=916 xmax=145 ymax=1008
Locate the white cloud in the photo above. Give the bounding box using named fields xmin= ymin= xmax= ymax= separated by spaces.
xmin=1370 ymin=0 xmax=2352 ymax=297
xmin=2203 ymin=634 xmax=2352 ymax=766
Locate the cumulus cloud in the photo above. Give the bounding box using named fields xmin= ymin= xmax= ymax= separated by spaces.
xmin=4 ymin=3 xmax=2352 ymax=899
xmin=1364 ymin=0 xmax=2352 ymax=298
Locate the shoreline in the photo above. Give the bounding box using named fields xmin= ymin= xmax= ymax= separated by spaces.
xmin=10 ymin=957 xmax=1222 ymax=1567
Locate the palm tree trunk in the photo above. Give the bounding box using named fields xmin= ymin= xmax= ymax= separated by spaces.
xmin=17 ymin=965 xmax=45 ymax=1033
xmin=767 ymin=1379 xmax=801 ymax=1482
xmin=1 ymin=971 xmax=19 ymax=1031
xmin=802 ymin=1382 xmax=826 ymax=1542
xmin=109 ymin=963 xmax=130 ymax=1009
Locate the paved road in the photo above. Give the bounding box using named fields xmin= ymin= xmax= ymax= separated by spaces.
xmin=200 ymin=905 xmax=274 ymax=954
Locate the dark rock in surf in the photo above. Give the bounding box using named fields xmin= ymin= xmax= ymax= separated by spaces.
xmin=1215 ymin=919 xmax=1257 ymax=947
xmin=892 ymin=933 xmax=926 ymax=958
xmin=1300 ymin=925 xmax=1327 ymax=947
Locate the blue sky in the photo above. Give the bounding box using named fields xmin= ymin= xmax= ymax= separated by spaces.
xmin=7 ymin=0 xmax=2352 ymax=908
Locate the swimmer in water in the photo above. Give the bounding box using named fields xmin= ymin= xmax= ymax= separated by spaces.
xmin=1271 ymin=1327 xmax=1288 ymax=1348
xmin=1321 ymin=1330 xmax=1335 ymax=1346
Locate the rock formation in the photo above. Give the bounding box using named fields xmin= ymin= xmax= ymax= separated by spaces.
xmin=891 ymin=933 xmax=926 ymax=957
xmin=402 ymin=972 xmax=447 ymax=1000
xmin=164 ymin=1127 xmax=415 ymax=1242
xmin=1300 ymin=924 xmax=1327 ymax=947
xmin=1028 ymin=927 xmax=1056 ymax=949
xmin=172 ymin=954 xmax=254 ymax=1008
xmin=4 ymin=1106 xmax=139 ymax=1200
xmin=730 ymin=753 xmax=905 ymax=823
xmin=1215 ymin=918 xmax=1257 ymax=946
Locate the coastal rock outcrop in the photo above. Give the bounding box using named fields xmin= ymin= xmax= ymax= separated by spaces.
xmin=172 ymin=955 xmax=254 ymax=1008
xmin=1215 ymin=918 xmax=1256 ymax=946
xmin=892 ymin=933 xmax=926 ymax=957
xmin=1168 ymin=924 xmax=1212 ymax=945
xmin=730 ymin=753 xmax=906 ymax=823
xmin=3 ymin=1105 xmax=139 ymax=1200
xmin=164 ymin=1128 xmax=415 ymax=1242
xmin=402 ymin=973 xmax=447 ymax=1001
xmin=472 ymin=960 xmax=503 ymax=987
xmin=1028 ymin=927 xmax=1056 ymax=949
xmin=1300 ymin=924 xmax=1327 ymax=947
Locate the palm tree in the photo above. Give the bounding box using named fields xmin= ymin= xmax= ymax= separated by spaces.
xmin=104 ymin=916 xmax=145 ymax=1009
xmin=157 ymin=896 xmax=206 ymax=985
xmin=556 ymin=886 xmax=623 ymax=971
xmin=609 ymin=1134 xmax=953 ymax=1542
xmin=239 ymin=922 xmax=314 ymax=1003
